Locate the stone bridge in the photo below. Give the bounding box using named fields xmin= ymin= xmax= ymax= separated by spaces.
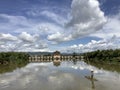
xmin=29 ymin=55 xmax=84 ymax=62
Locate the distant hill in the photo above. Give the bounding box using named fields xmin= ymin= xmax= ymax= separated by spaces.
xmin=27 ymin=52 xmax=81 ymax=56
xmin=27 ymin=52 xmax=52 ymax=56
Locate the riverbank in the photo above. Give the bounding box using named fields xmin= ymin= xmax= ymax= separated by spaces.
xmin=83 ymin=49 xmax=120 ymax=63
xmin=0 ymin=52 xmax=29 ymax=74
xmin=0 ymin=52 xmax=29 ymax=65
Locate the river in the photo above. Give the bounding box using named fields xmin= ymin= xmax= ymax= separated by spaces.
xmin=0 ymin=61 xmax=120 ymax=90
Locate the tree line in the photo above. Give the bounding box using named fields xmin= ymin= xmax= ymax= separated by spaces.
xmin=0 ymin=52 xmax=29 ymax=65
xmin=83 ymin=49 xmax=120 ymax=63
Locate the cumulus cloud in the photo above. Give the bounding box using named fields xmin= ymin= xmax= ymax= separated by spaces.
xmin=19 ymin=32 xmax=39 ymax=43
xmin=65 ymin=0 xmax=106 ymax=38
xmin=62 ymin=35 xmax=120 ymax=53
xmin=90 ymin=13 xmax=120 ymax=39
xmin=0 ymin=0 xmax=120 ymax=52
xmin=0 ymin=33 xmax=18 ymax=51
xmin=48 ymin=0 xmax=120 ymax=52
xmin=0 ymin=33 xmax=17 ymax=41
xmin=0 ymin=12 xmax=53 ymax=52
xmin=47 ymin=32 xmax=73 ymax=44
xmin=0 ymin=32 xmax=49 ymax=52
xmin=47 ymin=32 xmax=66 ymax=43
xmin=68 ymin=12 xmax=120 ymax=53
xmin=47 ymin=0 xmax=107 ymax=43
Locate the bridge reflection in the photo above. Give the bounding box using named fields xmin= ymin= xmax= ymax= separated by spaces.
xmin=53 ymin=60 xmax=61 ymax=66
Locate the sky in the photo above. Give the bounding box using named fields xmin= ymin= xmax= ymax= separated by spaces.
xmin=0 ymin=0 xmax=120 ymax=53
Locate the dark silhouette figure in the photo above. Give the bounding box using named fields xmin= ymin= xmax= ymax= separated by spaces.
xmin=85 ymin=71 xmax=98 ymax=90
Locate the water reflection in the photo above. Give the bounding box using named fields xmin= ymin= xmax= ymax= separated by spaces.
xmin=72 ymin=59 xmax=77 ymax=65
xmin=0 ymin=61 xmax=120 ymax=90
xmin=53 ymin=60 xmax=61 ymax=66
xmin=0 ymin=63 xmax=27 ymax=74
xmin=85 ymin=71 xmax=98 ymax=90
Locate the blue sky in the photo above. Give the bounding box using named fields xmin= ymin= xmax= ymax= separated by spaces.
xmin=0 ymin=0 xmax=120 ymax=53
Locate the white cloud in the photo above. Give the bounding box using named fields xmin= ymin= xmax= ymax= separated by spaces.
xmin=47 ymin=32 xmax=63 ymax=41
xmin=69 ymin=12 xmax=119 ymax=53
xmin=66 ymin=0 xmax=106 ymax=38
xmin=90 ymin=13 xmax=120 ymax=39
xmin=47 ymin=32 xmax=73 ymax=44
xmin=0 ymin=33 xmax=17 ymax=41
xmin=19 ymin=32 xmax=39 ymax=43
xmin=46 ymin=0 xmax=107 ymax=43
xmin=0 ymin=0 xmax=120 ymax=52
xmin=60 ymin=1 xmax=120 ymax=53
xmin=0 ymin=32 xmax=49 ymax=52
xmin=0 ymin=0 xmax=107 ymax=45
xmin=0 ymin=13 xmax=51 ymax=52
xmin=62 ymin=35 xmax=120 ymax=53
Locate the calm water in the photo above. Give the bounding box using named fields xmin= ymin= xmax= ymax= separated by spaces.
xmin=0 ymin=61 xmax=120 ymax=90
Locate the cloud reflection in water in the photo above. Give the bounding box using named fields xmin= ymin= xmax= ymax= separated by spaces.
xmin=0 ymin=61 xmax=120 ymax=90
